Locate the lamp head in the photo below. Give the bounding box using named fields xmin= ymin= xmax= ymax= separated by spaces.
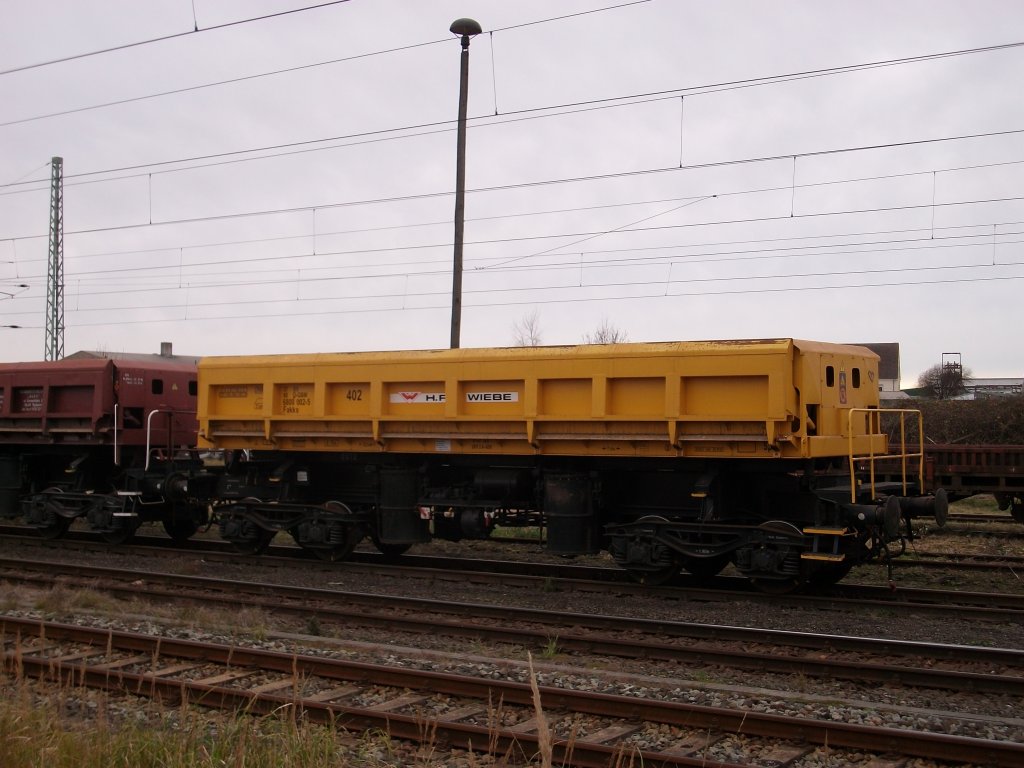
xmin=450 ymin=18 xmax=482 ymax=38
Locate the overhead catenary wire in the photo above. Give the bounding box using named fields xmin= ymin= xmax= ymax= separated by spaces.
xmin=4 ymin=121 xmax=1023 ymax=332
xmin=1 ymin=0 xmax=645 ymax=80
xmin=7 ymin=220 xmax=1022 ymax=301
xmin=3 ymin=228 xmax=1022 ymax=311
xmin=7 ymin=189 xmax=1024 ymax=278
xmin=2 ymin=37 xmax=1023 ymax=186
xmin=0 ymin=1 xmax=650 ymax=130
xmin=0 ymin=1 xmax=355 ymax=76
xmin=7 ymin=147 xmax=1024 ymax=271
xmin=20 ymin=272 xmax=1024 ymax=330
xmin=5 ymin=192 xmax=1024 ymax=286
xmin=5 ymin=128 xmax=1024 ymax=244
xmin=4 ymin=189 xmax=1024 ymax=302
xmin=8 ymin=262 xmax=1024 ymax=322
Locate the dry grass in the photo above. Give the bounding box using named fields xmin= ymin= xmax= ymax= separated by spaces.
xmin=950 ymin=495 xmax=1002 ymax=513
xmin=2 ymin=582 xmax=275 ymax=641
xmin=32 ymin=583 xmax=124 ymax=615
xmin=1 ymin=640 xmax=565 ymax=767
xmin=528 ymin=652 xmax=553 ymax=768
xmin=0 ymin=678 xmax=359 ymax=767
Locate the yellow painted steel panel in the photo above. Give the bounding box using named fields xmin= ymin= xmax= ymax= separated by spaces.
xmin=325 ymin=382 xmax=371 ymax=417
xmin=208 ymin=383 xmax=263 ymax=416
xmin=538 ymin=378 xmax=591 ymax=417
xmin=274 ymin=383 xmax=313 ymax=416
xmin=607 ymin=377 xmax=664 ymax=417
xmin=682 ymin=375 xmax=769 ymax=416
xmin=196 ymin=339 xmax=882 ymax=460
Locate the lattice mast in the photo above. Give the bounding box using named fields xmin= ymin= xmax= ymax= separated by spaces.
xmin=45 ymin=156 xmax=64 ymax=361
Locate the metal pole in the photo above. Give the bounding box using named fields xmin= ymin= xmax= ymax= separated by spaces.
xmin=45 ymin=156 xmax=64 ymax=361
xmin=449 ymin=18 xmax=480 ymax=350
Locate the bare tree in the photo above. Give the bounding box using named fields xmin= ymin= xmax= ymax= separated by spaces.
xmin=582 ymin=318 xmax=628 ymax=344
xmin=917 ymin=362 xmax=972 ymax=400
xmin=512 ymin=309 xmax=543 ymax=347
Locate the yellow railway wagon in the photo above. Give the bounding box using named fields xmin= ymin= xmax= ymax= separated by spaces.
xmin=198 ymin=338 xmax=884 ymax=460
xmin=191 ymin=338 xmax=942 ymax=589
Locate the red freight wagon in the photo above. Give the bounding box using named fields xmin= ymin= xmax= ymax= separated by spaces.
xmin=0 ymin=357 xmax=197 ymax=448
xmin=874 ymin=444 xmax=1024 ymax=524
xmin=0 ymin=355 xmax=206 ymax=542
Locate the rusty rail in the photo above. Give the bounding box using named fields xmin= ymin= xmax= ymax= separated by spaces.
xmin=4 ymin=617 xmax=1024 ymax=767
xmin=1 ymin=558 xmax=1022 ymax=695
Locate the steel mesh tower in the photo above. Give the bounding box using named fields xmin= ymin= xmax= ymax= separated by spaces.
xmin=45 ymin=156 xmax=64 ymax=361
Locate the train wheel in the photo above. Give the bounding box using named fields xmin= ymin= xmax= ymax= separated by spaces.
xmin=613 ymin=515 xmax=683 ymax=585
xmin=162 ymin=519 xmax=200 ymax=545
xmin=307 ymin=537 xmax=358 ymax=562
xmin=37 ymin=515 xmax=72 ymax=540
xmin=372 ymin=536 xmax=412 ymax=559
xmin=231 ymin=529 xmax=275 ymax=556
xmin=101 ymin=519 xmax=140 ymax=545
xmin=741 ymin=521 xmax=805 ymax=593
xmin=221 ymin=498 xmax=276 ymax=555
xmin=34 ymin=489 xmax=72 ymax=539
xmin=297 ymin=502 xmax=362 ymax=562
xmin=680 ymin=554 xmax=731 ymax=580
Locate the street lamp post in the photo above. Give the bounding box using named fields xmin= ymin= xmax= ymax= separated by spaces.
xmin=449 ymin=17 xmax=481 ymax=350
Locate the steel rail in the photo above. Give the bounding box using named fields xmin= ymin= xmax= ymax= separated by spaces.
xmin=3 ymin=527 xmax=1024 ymax=617
xmin=4 ymin=617 xmax=1024 ymax=767
xmin=10 ymin=522 xmax=1024 ymax=574
xmin=2 ymin=558 xmax=1022 ymax=696
xmin=2 ymin=528 xmax=1024 ymax=626
xmin=3 ymin=521 xmax=1023 ymax=575
xmin=946 ymin=513 xmax=1022 ymax=524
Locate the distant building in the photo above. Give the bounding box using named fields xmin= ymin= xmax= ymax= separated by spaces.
xmin=849 ymin=342 xmax=902 ymax=398
xmin=963 ymin=378 xmax=1024 ymax=398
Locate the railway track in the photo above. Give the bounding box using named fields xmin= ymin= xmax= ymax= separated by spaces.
xmin=2 ymin=556 xmax=1022 ymax=697
xmin=2 ymin=529 xmax=1023 ymax=620
xmin=4 ymin=615 xmax=1022 ymax=767
xmin=2 ymin=528 xmax=1024 ymax=593
xmin=944 ymin=513 xmax=1022 ymax=525
xmin=499 ymin=533 xmax=1024 ymax=572
xmin=899 ymin=550 xmax=1024 ymax=571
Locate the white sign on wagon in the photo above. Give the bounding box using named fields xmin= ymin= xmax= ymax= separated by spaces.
xmin=466 ymin=392 xmax=519 ymax=402
xmin=390 ymin=392 xmax=446 ymax=403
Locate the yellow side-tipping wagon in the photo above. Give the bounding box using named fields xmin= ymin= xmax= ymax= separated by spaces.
xmin=196 ymin=339 xmax=942 ymax=590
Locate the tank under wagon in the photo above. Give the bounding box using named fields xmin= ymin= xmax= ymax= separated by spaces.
xmin=196 ymin=339 xmax=941 ymax=589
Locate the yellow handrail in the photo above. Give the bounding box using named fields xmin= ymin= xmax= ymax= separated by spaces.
xmin=846 ymin=408 xmax=924 ymax=503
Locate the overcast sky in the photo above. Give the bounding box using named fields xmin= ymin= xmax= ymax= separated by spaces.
xmin=1 ymin=0 xmax=1022 ymax=385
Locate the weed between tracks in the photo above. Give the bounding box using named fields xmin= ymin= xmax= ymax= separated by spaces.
xmin=0 ymin=673 xmax=350 ymax=767
xmin=0 ymin=636 xmax=577 ymax=767
xmin=0 ymin=679 xmax=560 ymax=767
xmin=33 ymin=583 xmax=123 ymax=615
xmin=4 ymin=583 xmax=275 ymax=641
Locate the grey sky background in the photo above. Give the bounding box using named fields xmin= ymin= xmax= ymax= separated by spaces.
xmin=1 ymin=0 xmax=1021 ymax=386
